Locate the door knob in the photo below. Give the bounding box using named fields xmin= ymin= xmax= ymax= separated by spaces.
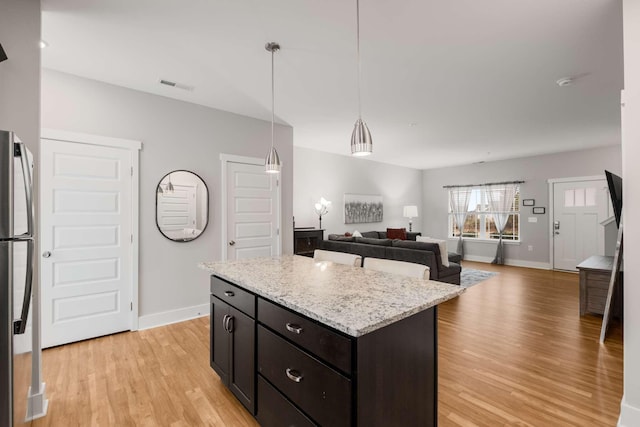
xmin=229 ymin=240 xmax=236 ymax=246
xmin=42 ymin=251 xmax=52 ymax=258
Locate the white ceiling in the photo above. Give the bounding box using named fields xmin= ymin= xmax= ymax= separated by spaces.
xmin=41 ymin=0 xmax=623 ymax=170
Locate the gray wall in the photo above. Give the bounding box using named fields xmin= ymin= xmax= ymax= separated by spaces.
xmin=293 ymin=147 xmax=423 ymax=235
xmin=0 ymin=0 xmax=43 ymax=407
xmin=41 ymin=69 xmax=294 ymax=320
xmin=421 ymin=145 xmax=621 ymax=267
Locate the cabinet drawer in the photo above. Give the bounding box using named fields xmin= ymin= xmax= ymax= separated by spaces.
xmin=211 ymin=276 xmax=255 ymax=317
xmin=258 ymin=298 xmax=352 ymax=374
xmin=258 ymin=326 xmax=351 ymax=427
xmin=256 ymin=376 xmax=316 ymax=427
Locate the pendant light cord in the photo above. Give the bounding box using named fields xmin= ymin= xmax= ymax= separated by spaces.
xmin=271 ymin=48 xmax=275 ymax=149
xmin=356 ymin=0 xmax=362 ymax=120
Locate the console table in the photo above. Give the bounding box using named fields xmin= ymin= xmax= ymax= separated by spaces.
xmin=577 ymin=255 xmax=623 ymax=318
xmin=293 ymin=228 xmax=324 ymax=257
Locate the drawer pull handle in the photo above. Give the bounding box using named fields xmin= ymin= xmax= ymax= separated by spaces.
xmin=285 ymin=323 xmax=303 ymax=334
xmin=224 ymin=291 xmax=235 ymax=297
xmin=286 ymin=368 xmax=303 ymax=383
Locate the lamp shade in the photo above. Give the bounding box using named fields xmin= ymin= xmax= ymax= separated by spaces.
xmin=403 ymin=205 xmax=418 ymax=218
xmin=265 ymin=146 xmax=281 ymax=174
xmin=351 ymin=118 xmax=373 ymax=156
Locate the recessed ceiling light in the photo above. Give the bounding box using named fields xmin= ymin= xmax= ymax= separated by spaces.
xmin=556 ymin=77 xmax=573 ymax=87
xmin=39 ymin=40 xmax=49 ymax=49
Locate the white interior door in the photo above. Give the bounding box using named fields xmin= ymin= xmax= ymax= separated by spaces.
xmin=226 ymin=161 xmax=279 ymax=260
xmin=41 ymin=138 xmax=134 ymax=348
xmin=553 ymin=179 xmax=609 ymax=271
xmin=157 ymin=184 xmax=197 ymax=239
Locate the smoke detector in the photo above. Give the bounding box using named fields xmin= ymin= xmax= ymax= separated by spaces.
xmin=159 ymin=79 xmax=194 ymax=91
xmin=556 ymin=77 xmax=573 ymax=87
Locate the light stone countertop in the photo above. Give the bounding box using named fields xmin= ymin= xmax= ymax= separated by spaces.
xmin=199 ymin=255 xmax=464 ymax=337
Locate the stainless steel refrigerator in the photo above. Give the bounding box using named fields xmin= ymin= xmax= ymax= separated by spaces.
xmin=1 ymin=130 xmax=35 ymax=426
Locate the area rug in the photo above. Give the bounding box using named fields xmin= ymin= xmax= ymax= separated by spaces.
xmin=460 ymin=268 xmax=499 ymax=288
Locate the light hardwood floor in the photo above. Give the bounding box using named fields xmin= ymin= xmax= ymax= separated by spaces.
xmin=33 ymin=262 xmax=623 ymax=426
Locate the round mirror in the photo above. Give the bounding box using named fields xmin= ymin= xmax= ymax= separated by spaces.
xmin=156 ymin=170 xmax=209 ymax=242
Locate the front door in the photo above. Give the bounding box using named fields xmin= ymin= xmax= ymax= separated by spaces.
xmin=41 ymin=138 xmax=134 ymax=348
xmin=226 ymin=161 xmax=279 ymax=260
xmin=553 ymin=179 xmax=609 ymax=271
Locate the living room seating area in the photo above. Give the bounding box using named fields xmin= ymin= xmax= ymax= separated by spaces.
xmin=321 ymin=230 xmax=462 ymax=284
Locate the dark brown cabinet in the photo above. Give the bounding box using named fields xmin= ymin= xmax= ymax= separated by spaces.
xmin=258 ymin=326 xmax=351 ymax=427
xmin=293 ymin=229 xmax=324 ymax=257
xmin=210 ymin=280 xmax=256 ymax=414
xmin=210 ymin=274 xmax=438 ymax=426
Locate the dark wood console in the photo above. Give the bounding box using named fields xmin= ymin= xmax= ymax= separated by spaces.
xmin=293 ymin=228 xmax=324 ymax=257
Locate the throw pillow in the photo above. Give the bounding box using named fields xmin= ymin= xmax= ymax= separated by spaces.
xmin=417 ymin=236 xmax=449 ymax=267
xmin=345 ymin=232 xmax=353 ymax=237
xmin=353 ymin=230 xmax=363 ymax=237
xmin=361 ymin=231 xmax=379 ymax=238
xmin=386 ymin=228 xmax=407 ymax=240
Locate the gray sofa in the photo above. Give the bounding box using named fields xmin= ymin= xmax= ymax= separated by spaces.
xmin=320 ymin=231 xmax=462 ymax=285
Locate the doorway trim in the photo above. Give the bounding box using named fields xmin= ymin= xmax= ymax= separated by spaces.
xmin=41 ymin=128 xmax=142 ymax=330
xmin=220 ymin=154 xmax=282 ymax=261
xmin=547 ymin=175 xmax=606 ymax=270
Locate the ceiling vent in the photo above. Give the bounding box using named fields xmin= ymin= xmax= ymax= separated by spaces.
xmin=159 ymin=79 xmax=194 ymax=91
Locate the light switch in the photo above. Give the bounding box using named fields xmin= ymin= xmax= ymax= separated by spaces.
xmin=528 ymin=217 xmax=538 ymax=223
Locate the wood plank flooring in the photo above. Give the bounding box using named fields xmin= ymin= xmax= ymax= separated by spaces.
xmin=33 ymin=262 xmax=623 ymax=426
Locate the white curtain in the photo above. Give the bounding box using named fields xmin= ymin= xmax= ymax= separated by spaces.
xmin=486 ymin=184 xmax=519 ymax=264
xmin=449 ymin=188 xmax=472 ymax=257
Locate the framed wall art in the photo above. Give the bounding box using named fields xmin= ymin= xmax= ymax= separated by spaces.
xmin=344 ymin=194 xmax=383 ymax=224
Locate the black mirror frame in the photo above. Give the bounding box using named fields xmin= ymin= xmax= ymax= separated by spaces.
xmin=155 ymin=169 xmax=209 ymax=242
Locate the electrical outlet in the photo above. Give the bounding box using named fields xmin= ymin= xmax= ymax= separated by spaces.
xmin=528 ymin=245 xmax=533 ymax=251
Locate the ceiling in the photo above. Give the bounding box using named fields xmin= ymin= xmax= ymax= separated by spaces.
xmin=41 ymin=0 xmax=623 ymax=170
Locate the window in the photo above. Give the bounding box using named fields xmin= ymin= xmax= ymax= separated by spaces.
xmin=449 ymin=186 xmax=520 ymax=241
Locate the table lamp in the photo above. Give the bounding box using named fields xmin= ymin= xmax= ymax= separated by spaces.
xmin=403 ymin=205 xmax=418 ymax=232
xmin=314 ymin=197 xmax=331 ymax=229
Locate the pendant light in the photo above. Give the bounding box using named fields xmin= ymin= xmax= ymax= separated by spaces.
xmin=351 ymin=0 xmax=373 ymax=156
xmin=166 ymin=173 xmax=174 ymax=194
xmin=265 ymin=42 xmax=282 ymax=174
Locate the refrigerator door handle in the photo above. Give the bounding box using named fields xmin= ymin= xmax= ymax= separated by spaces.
xmin=13 ymin=239 xmax=33 ymax=335
xmin=16 ymin=142 xmax=34 ymax=238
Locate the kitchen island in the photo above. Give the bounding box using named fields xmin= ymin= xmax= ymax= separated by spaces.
xmin=200 ymin=255 xmax=464 ymax=427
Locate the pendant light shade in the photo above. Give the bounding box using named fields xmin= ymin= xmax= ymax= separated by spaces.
xmin=166 ymin=174 xmax=174 ymax=194
xmin=265 ymin=42 xmax=282 ymax=174
xmin=265 ymin=146 xmax=281 ymax=174
xmin=350 ymin=0 xmax=373 ymax=156
xmin=351 ymin=118 xmax=373 ymax=156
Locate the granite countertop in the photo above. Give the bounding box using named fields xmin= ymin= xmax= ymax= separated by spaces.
xmin=199 ymin=255 xmax=464 ymax=337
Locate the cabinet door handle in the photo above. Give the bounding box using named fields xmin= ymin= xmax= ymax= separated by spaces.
xmin=285 ymin=323 xmax=303 ymax=334
xmin=226 ymin=316 xmax=234 ymax=333
xmin=224 ymin=290 xmax=235 ymax=297
xmin=285 ymin=368 xmax=303 ymax=383
xmin=222 ymin=314 xmax=230 ymax=332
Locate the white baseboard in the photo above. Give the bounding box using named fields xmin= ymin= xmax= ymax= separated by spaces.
xmin=138 ymin=303 xmax=210 ymax=331
xmin=463 ymin=254 xmax=551 ymax=270
xmin=619 ymin=396 xmax=640 ymax=427
xmin=26 ymin=382 xmax=48 ymax=421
